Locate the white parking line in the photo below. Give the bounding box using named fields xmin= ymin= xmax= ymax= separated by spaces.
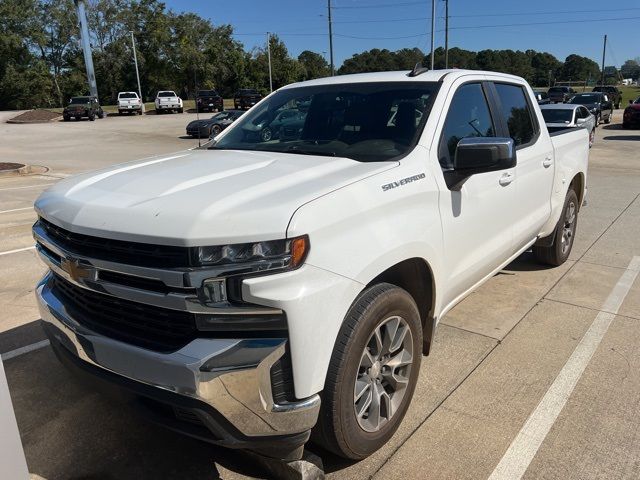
xmin=0 ymin=183 xmax=53 ymax=192
xmin=488 ymin=256 xmax=640 ymax=480
xmin=1 ymin=340 xmax=50 ymax=361
xmin=0 ymin=207 xmax=33 ymax=214
xmin=0 ymin=246 xmax=35 ymax=256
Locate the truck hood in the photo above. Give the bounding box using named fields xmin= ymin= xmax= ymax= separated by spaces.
xmin=35 ymin=149 xmax=397 ymax=246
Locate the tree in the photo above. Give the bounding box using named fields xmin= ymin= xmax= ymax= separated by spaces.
xmin=621 ymin=59 xmax=640 ymax=80
xmin=338 ymin=48 xmax=424 ymax=75
xmin=297 ymin=50 xmax=329 ymax=81
xmin=559 ymin=54 xmax=600 ymax=83
xmin=528 ymin=51 xmax=562 ymax=87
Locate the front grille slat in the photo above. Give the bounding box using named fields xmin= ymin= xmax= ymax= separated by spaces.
xmin=51 ymin=274 xmax=197 ymax=352
xmin=39 ymin=218 xmax=193 ymax=268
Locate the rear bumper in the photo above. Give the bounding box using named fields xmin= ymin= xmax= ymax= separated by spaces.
xmin=36 ymin=272 xmax=320 ymax=442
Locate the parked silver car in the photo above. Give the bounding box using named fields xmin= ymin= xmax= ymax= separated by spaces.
xmin=540 ymin=104 xmax=596 ymax=147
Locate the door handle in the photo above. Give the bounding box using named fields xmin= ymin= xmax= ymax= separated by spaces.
xmin=543 ymin=157 xmax=553 ymax=168
xmin=499 ymin=172 xmax=514 ymax=186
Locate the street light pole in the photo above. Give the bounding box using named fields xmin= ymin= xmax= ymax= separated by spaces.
xmin=328 ymin=0 xmax=335 ymax=76
xmin=444 ymin=0 xmax=449 ymax=69
xmin=430 ymin=0 xmax=436 ymax=70
xmin=267 ymin=32 xmax=273 ymax=93
xmin=130 ymin=31 xmax=144 ymax=113
xmin=600 ymin=34 xmax=607 ymax=86
xmin=75 ymin=0 xmax=98 ymax=99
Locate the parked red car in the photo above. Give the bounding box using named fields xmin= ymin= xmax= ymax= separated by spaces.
xmin=623 ymin=97 xmax=640 ymax=129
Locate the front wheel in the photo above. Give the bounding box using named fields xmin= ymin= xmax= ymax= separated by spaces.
xmin=533 ymin=188 xmax=579 ymax=266
xmin=604 ymin=114 xmax=611 ymax=124
xmin=313 ymin=283 xmax=422 ymax=460
xmin=210 ymin=124 xmax=221 ymax=137
xmin=589 ymin=129 xmax=595 ymax=148
xmin=260 ymin=127 xmax=273 ymax=142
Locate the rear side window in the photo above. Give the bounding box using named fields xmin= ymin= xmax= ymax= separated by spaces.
xmin=439 ymin=83 xmax=495 ymax=170
xmin=494 ymin=84 xmax=537 ymax=147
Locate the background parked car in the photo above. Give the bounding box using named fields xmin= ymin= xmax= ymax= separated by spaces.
xmin=623 ymin=97 xmax=640 ymax=129
xmin=540 ymin=103 xmax=596 ymax=147
xmin=63 ymin=96 xmax=105 ymax=121
xmin=185 ymin=110 xmax=244 ymax=138
xmin=196 ymin=90 xmax=223 ymax=113
xmin=234 ymin=89 xmax=262 ymax=109
xmin=117 ymin=92 xmax=142 ymax=115
xmin=568 ymin=92 xmax=613 ymax=125
xmin=155 ymin=91 xmax=183 ymax=114
xmin=592 ymin=85 xmax=622 ymax=109
xmin=533 ymin=90 xmax=551 ymax=105
xmin=547 ymin=86 xmax=575 ymax=103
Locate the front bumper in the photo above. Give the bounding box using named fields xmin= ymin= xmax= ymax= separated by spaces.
xmin=36 ymin=272 xmax=320 ymax=440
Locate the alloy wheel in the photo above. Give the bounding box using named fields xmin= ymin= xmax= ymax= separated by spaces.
xmin=354 ymin=315 xmax=413 ymax=433
xmin=561 ymin=200 xmax=576 ymax=255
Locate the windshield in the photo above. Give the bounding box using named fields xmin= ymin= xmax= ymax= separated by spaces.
xmin=238 ymin=89 xmax=258 ymax=95
xmin=119 ymin=93 xmax=137 ymax=99
xmin=69 ymin=97 xmax=90 ymax=104
xmin=158 ymin=91 xmax=176 ymax=97
xmin=548 ymin=87 xmax=567 ymax=93
xmin=570 ymin=94 xmax=600 ymax=104
xmin=211 ymin=82 xmax=438 ymax=162
xmin=541 ymin=109 xmax=574 ymax=124
xmin=198 ymin=90 xmax=218 ymax=96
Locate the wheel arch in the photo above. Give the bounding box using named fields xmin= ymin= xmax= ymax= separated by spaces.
xmin=570 ymin=171 xmax=585 ymax=210
xmin=366 ymin=257 xmax=437 ymax=356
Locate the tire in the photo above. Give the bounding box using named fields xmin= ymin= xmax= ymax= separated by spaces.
xmin=595 ymin=114 xmax=600 ymax=126
xmin=210 ymin=124 xmax=222 ymax=137
xmin=118 ymin=110 xmax=123 ymax=116
xmin=313 ymin=283 xmax=422 ymax=460
xmin=622 ymin=122 xmax=630 ymax=129
xmin=260 ymin=127 xmax=273 ymax=142
xmin=63 ymin=116 xmax=69 ymax=122
xmin=604 ymin=114 xmax=611 ymax=124
xmin=589 ymin=129 xmax=595 ymax=148
xmin=533 ymin=188 xmax=579 ymax=266
xmin=178 ymin=108 xmax=183 ymax=114
xmin=88 ymin=112 xmax=95 ymax=121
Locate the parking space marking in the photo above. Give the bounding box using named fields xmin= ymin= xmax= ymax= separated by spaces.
xmin=1 ymin=340 xmax=50 ymax=361
xmin=0 ymin=246 xmax=35 ymax=256
xmin=0 ymin=183 xmax=53 ymax=192
xmin=0 ymin=207 xmax=33 ymax=214
xmin=488 ymin=256 xmax=640 ymax=480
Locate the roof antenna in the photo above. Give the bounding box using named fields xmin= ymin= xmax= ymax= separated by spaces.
xmin=408 ymin=62 xmax=430 ymax=77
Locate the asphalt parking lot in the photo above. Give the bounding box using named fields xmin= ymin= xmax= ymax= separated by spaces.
xmin=1 ymin=111 xmax=639 ymax=479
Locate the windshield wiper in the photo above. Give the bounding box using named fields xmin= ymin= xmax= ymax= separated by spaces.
xmin=283 ymin=145 xmax=337 ymax=157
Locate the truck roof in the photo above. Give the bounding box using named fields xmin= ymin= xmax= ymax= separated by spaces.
xmin=280 ymin=69 xmax=527 ymax=90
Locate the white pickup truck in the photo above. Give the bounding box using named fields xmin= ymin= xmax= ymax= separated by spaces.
xmin=154 ymin=90 xmax=183 ymax=114
xmin=34 ymin=69 xmax=588 ymax=461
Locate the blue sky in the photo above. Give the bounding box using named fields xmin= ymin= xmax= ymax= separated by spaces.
xmin=165 ymin=0 xmax=639 ymax=68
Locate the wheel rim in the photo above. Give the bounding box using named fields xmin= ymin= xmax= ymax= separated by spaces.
xmin=561 ymin=201 xmax=576 ymax=255
xmin=354 ymin=315 xmax=413 ymax=433
xmin=212 ymin=125 xmax=221 ymax=136
xmin=261 ymin=128 xmax=272 ymax=142
xmin=589 ymin=130 xmax=594 ymax=146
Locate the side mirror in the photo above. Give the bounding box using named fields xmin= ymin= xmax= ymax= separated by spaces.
xmin=446 ymin=137 xmax=516 ymax=190
xmin=576 ymin=117 xmax=586 ymax=124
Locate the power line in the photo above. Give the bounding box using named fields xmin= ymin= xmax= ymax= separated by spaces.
xmin=447 ymin=15 xmax=640 ymax=30
xmin=448 ymin=6 xmax=640 ymax=18
xmin=332 ymin=1 xmax=426 ymax=9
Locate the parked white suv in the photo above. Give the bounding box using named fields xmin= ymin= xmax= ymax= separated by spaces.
xmin=154 ymin=90 xmax=183 ymax=114
xmin=117 ymin=91 xmax=142 ymax=115
xmin=34 ymin=69 xmax=589 ymax=462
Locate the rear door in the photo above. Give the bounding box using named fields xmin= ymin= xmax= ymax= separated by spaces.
xmin=490 ymin=81 xmax=553 ymax=250
xmin=433 ymin=80 xmax=517 ymax=306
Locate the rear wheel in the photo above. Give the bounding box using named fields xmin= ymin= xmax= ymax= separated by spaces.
xmin=178 ymin=108 xmax=184 ymax=114
xmin=604 ymin=114 xmax=611 ymax=124
xmin=313 ymin=283 xmax=422 ymax=460
xmin=210 ymin=124 xmax=222 ymax=137
xmin=533 ymin=188 xmax=579 ymax=266
xmin=260 ymin=127 xmax=273 ymax=142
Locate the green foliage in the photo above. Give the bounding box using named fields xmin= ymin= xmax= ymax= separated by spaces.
xmin=298 ymin=50 xmax=330 ymax=81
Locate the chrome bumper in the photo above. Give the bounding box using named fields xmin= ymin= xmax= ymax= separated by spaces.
xmin=36 ymin=272 xmax=320 ymax=437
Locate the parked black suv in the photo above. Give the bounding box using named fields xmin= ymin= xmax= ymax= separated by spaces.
xmin=63 ymin=96 xmax=105 ymax=121
xmin=592 ymin=86 xmax=622 ymax=109
xmin=234 ymin=89 xmax=262 ymax=110
xmin=196 ymin=90 xmax=223 ymax=113
xmin=547 ymin=86 xmax=576 ymax=103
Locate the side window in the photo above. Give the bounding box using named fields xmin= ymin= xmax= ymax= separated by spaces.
xmin=439 ymin=83 xmax=495 ymax=170
xmin=494 ymin=84 xmax=537 ymax=147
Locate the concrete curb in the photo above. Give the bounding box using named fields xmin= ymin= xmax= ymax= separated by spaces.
xmin=6 ymin=116 xmax=62 ymax=124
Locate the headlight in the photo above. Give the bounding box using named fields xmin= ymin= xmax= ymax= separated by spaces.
xmin=197 ymin=235 xmax=309 ymax=269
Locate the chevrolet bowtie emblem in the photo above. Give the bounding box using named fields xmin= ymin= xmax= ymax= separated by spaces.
xmin=60 ymin=257 xmax=91 ymax=282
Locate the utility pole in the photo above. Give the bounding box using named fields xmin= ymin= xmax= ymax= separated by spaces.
xmin=130 ymin=31 xmax=144 ymax=113
xmin=267 ymin=32 xmax=273 ymax=92
xmin=74 ymin=0 xmax=98 ymax=99
xmin=430 ymin=0 xmax=436 ymax=70
xmin=328 ymin=0 xmax=335 ymax=76
xmin=600 ymin=34 xmax=607 ymax=86
xmin=444 ymin=0 xmax=449 ymax=69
